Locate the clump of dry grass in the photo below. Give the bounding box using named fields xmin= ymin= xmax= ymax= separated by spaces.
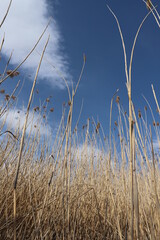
xmin=0 ymin=117 xmax=160 ymax=239
xmin=0 ymin=1 xmax=160 ymax=239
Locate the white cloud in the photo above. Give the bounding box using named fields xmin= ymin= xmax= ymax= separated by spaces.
xmin=0 ymin=107 xmax=52 ymax=136
xmin=0 ymin=0 xmax=70 ymax=88
xmin=153 ymin=139 xmax=160 ymax=151
xmin=74 ymin=143 xmax=105 ymax=166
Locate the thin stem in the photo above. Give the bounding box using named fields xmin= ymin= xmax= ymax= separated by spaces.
xmin=13 ymin=36 xmax=50 ymax=240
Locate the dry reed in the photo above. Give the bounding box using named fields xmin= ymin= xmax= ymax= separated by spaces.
xmin=0 ymin=1 xmax=160 ymax=239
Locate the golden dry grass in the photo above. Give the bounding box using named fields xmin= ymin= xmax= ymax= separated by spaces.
xmin=0 ymin=111 xmax=160 ymax=239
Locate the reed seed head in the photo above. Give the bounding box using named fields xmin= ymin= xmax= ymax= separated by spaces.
xmin=138 ymin=110 xmax=141 ymax=119
xmin=116 ymin=96 xmax=120 ymax=104
xmin=0 ymin=89 xmax=5 ymax=94
xmin=5 ymin=94 xmax=10 ymax=101
xmin=96 ymin=122 xmax=100 ymax=133
xmin=114 ymin=121 xmax=118 ymax=127
xmin=146 ymin=0 xmax=152 ymax=10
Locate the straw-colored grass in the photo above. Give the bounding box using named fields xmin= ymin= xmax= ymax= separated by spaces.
xmin=0 ymin=1 xmax=160 ymax=239
xmin=0 ymin=121 xmax=160 ymax=239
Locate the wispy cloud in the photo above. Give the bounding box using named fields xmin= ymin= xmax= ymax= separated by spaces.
xmin=153 ymin=139 xmax=160 ymax=151
xmin=0 ymin=108 xmax=52 ymax=136
xmin=0 ymin=0 xmax=70 ymax=88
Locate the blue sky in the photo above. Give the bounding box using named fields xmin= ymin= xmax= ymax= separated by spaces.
xmin=0 ymin=0 xmax=160 ymax=138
